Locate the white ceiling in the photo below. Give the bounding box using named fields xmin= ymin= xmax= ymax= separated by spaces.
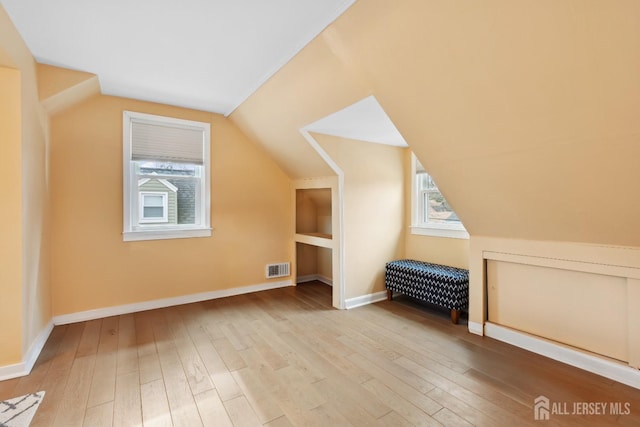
xmin=0 ymin=0 xmax=355 ymax=115
xmin=304 ymin=95 xmax=408 ymax=147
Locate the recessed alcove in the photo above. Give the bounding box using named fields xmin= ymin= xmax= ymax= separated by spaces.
xmin=295 ymin=187 xmax=332 ymax=247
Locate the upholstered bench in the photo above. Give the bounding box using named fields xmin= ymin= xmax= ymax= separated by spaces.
xmin=385 ymin=259 xmax=469 ymax=324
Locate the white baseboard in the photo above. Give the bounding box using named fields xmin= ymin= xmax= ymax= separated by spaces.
xmin=0 ymin=320 xmax=54 ymax=382
xmin=297 ymin=274 xmax=333 ymax=286
xmin=345 ymin=290 xmax=388 ymax=309
xmin=468 ymin=321 xmax=483 ymax=336
xmin=485 ymin=322 xmax=640 ymax=390
xmin=53 ymin=280 xmax=293 ymax=325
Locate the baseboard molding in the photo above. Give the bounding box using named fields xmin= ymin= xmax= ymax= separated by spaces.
xmin=345 ymin=290 xmax=388 ymax=309
xmin=485 ymin=322 xmax=640 ymax=390
xmin=297 ymin=274 xmax=333 ymax=286
xmin=53 ymin=280 xmax=293 ymax=326
xmin=0 ymin=320 xmax=54 ymax=382
xmin=468 ymin=321 xmax=483 ymax=336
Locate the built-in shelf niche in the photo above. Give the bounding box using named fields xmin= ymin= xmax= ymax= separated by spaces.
xmin=295 ymin=188 xmax=332 ymax=247
xmin=296 ymin=242 xmax=333 ymax=285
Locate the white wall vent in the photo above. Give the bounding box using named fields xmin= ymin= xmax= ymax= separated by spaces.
xmin=266 ymin=262 xmax=290 ymax=279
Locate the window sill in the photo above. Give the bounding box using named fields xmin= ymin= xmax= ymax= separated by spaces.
xmin=123 ymin=227 xmax=212 ymax=242
xmin=410 ymin=225 xmax=469 ymax=240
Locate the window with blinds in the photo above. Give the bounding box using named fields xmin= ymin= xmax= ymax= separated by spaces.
xmin=123 ymin=111 xmax=212 ymax=241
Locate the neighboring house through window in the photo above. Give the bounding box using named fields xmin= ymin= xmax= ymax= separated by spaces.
xmin=411 ymin=153 xmax=468 ymax=239
xmin=139 ymin=192 xmax=168 ymax=223
xmin=123 ymin=111 xmax=211 ymax=241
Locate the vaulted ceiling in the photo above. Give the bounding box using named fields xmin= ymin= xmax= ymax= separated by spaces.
xmin=0 ymin=0 xmax=354 ymax=115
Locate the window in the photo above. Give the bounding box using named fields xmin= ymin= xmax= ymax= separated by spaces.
xmin=123 ymin=111 xmax=211 ymax=241
xmin=411 ymin=153 xmax=468 ymax=239
xmin=139 ymin=192 xmax=168 ymax=223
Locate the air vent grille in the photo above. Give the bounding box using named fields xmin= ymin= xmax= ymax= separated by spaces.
xmin=266 ymin=262 xmax=290 ymax=279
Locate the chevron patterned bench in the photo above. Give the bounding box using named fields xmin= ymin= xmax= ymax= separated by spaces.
xmin=385 ymin=259 xmax=469 ymax=324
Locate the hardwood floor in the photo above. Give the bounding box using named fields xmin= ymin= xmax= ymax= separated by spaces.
xmin=2 ymin=281 xmax=639 ymax=426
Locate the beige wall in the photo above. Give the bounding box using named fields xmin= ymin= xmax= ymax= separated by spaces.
xmin=233 ymin=0 xmax=640 ymax=246
xmin=403 ymin=150 xmax=469 ymax=269
xmin=0 ymin=67 xmax=23 ymax=365
xmin=316 ymin=134 xmax=404 ymax=299
xmin=332 ymin=0 xmax=640 ymax=247
xmin=50 ymin=95 xmax=293 ymax=316
xmin=1 ymin=4 xmax=51 ymax=367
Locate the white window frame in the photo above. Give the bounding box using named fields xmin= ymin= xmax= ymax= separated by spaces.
xmin=139 ymin=191 xmax=168 ymax=223
xmin=123 ymin=111 xmax=212 ymax=242
xmin=410 ymin=153 xmax=469 ymax=239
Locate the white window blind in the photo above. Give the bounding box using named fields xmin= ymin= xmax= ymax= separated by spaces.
xmin=131 ymin=120 xmax=205 ymax=164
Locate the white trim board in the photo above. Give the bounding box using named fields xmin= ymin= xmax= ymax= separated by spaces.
xmin=484 ymin=322 xmax=640 ymax=390
xmin=297 ymin=274 xmax=333 ymax=286
xmin=468 ymin=321 xmax=483 ymax=336
xmin=0 ymin=320 xmax=54 ymax=382
xmin=345 ymin=290 xmax=388 ymax=309
xmin=53 ymin=280 xmax=293 ymax=326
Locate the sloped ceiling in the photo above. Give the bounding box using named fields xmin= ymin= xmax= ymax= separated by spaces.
xmin=231 ymin=0 xmax=640 ymax=247
xmin=0 ymin=0 xmax=354 ymax=115
xmin=304 ymin=95 xmax=408 ymax=147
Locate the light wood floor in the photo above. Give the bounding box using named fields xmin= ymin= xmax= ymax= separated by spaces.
xmin=1 ymin=282 xmax=639 ymax=426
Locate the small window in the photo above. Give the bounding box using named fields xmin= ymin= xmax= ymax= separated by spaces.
xmin=123 ymin=111 xmax=211 ymax=241
xmin=139 ymin=192 xmax=168 ymax=223
xmin=411 ymin=153 xmax=468 ymax=239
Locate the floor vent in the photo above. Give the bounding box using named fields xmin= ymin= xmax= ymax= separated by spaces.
xmin=266 ymin=262 xmax=290 ymax=279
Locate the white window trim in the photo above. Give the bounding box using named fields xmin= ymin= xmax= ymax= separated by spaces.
xmin=139 ymin=191 xmax=169 ymax=223
xmin=410 ymin=153 xmax=469 ymax=240
xmin=123 ymin=111 xmax=212 ymax=242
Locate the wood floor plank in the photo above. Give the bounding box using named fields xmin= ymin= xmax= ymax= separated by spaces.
xmin=232 ymin=366 xmax=284 ymax=423
xmin=96 ymin=316 xmax=119 ymax=354
xmin=397 ymin=356 xmax=534 ymax=426
xmin=52 ymin=355 xmax=96 ymax=427
xmin=378 ymin=410 xmax=415 ymax=427
xmin=339 ymin=334 xmax=436 ymax=394
xmin=138 ymin=352 xmax=163 ymax=385
xmin=48 ymin=323 xmax=85 ymax=373
xmin=313 ymin=378 xmax=382 ymax=425
xmin=112 ymin=371 xmax=142 ymax=427
xmin=347 ymin=352 xmax=442 ymax=416
xmin=362 ymin=378 xmax=442 ymax=427
xmin=307 ymin=402 xmax=353 ymax=426
xmin=163 ymin=308 xmax=215 ymax=396
xmin=3 ymin=283 xmax=639 ymax=427
xmin=116 ymin=314 xmax=138 ymax=377
xmin=83 ymin=401 xmax=114 ymax=427
xmin=263 ymin=415 xmax=294 ymax=427
xmin=193 ymin=389 xmax=234 ymax=427
xmin=134 ymin=311 xmax=157 ymax=358
xmin=75 ymin=319 xmax=102 ymax=358
xmin=86 ymin=350 xmax=116 ymax=408
xmin=193 ymin=339 xmax=243 ymax=402
xmin=29 ymin=366 xmax=71 ymax=426
xmin=157 ymin=347 xmax=203 ymax=427
xmin=433 ymin=406 xmax=474 ymax=427
xmin=211 ymin=336 xmax=247 ymax=372
xmin=222 ymin=395 xmax=262 ymax=427
xmin=141 ymin=378 xmax=172 ymax=427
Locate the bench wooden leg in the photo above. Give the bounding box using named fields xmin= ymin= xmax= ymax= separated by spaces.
xmin=451 ymin=309 xmax=460 ymax=324
xmin=386 ymin=289 xmax=393 ymax=301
